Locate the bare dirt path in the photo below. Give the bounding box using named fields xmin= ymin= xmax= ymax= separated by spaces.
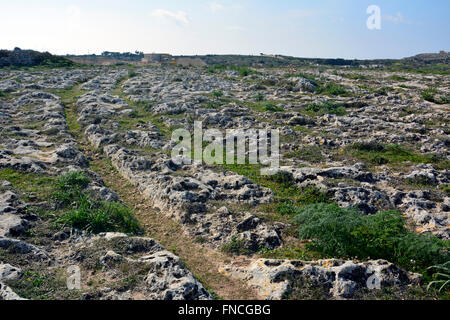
xmin=88 ymin=151 xmax=260 ymax=300
xmin=58 ymin=80 xmax=259 ymax=299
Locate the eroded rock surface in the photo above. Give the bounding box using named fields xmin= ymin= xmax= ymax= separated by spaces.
xmin=0 ymin=64 xmax=448 ymax=300
xmin=221 ymin=259 xmax=420 ymax=300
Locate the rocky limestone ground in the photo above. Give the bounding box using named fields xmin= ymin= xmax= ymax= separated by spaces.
xmin=0 ymin=64 xmax=448 ymax=300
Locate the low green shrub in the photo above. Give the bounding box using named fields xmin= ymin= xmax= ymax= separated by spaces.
xmin=128 ymin=110 xmax=140 ymax=118
xmin=221 ymin=235 xmax=251 ymax=255
xmin=212 ymin=90 xmax=223 ymax=99
xmin=206 ymin=64 xmax=227 ymax=73
xmin=264 ymin=102 xmax=283 ymax=112
xmin=442 ymin=185 xmax=450 ymax=197
xmin=390 ymin=75 xmax=408 ymax=81
xmin=376 ymin=87 xmax=394 ymax=96
xmin=422 ymin=88 xmax=450 ymax=104
xmin=254 ymin=93 xmax=265 ymax=101
xmin=316 ymin=83 xmax=348 ymax=96
xmin=293 ymin=203 xmax=449 ymax=271
xmin=237 ymin=67 xmax=253 ymax=77
xmin=305 ymin=101 xmax=346 ymax=116
xmin=295 ymin=186 xmax=329 ymax=206
xmin=268 ymin=171 xmax=294 ymax=187
xmin=134 ymin=100 xmax=154 ymax=112
xmin=277 ymin=201 xmax=301 ymax=215
xmin=351 ymin=141 xmax=385 ymax=152
xmin=422 ymin=88 xmax=439 ymax=103
xmin=405 ymin=175 xmax=438 ymax=187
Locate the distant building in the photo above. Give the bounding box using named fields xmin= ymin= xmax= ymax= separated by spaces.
xmin=142 ymin=53 xmax=175 ymax=65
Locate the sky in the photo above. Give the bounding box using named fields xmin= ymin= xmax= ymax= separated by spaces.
xmin=0 ymin=0 xmax=449 ymax=59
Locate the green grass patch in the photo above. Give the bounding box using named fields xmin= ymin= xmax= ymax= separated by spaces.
xmin=205 ymin=64 xmax=259 ymax=77
xmin=206 ymin=64 xmax=228 ymax=73
xmin=52 ymin=171 xmax=142 ymax=235
xmin=390 ymin=75 xmax=408 ymax=81
xmin=52 ymin=85 xmax=88 ymax=137
xmin=57 ymin=197 xmax=141 ymax=235
xmin=305 ymin=101 xmax=346 ymax=116
xmin=263 ymin=102 xmax=284 ymax=112
xmin=221 ymin=235 xmax=252 ymax=256
xmin=52 ymin=85 xmax=86 ymax=106
xmin=5 ymin=269 xmax=81 ymax=300
xmin=291 ymin=125 xmax=314 ymax=135
xmin=236 ymin=66 xmax=258 ymax=77
xmin=316 ymin=83 xmax=349 ymax=96
xmin=253 ymin=93 xmax=265 ymax=101
xmin=1 ymin=169 xmax=146 ymax=235
xmin=267 ymin=170 xmax=295 ymax=186
xmin=376 ymin=86 xmax=395 ymax=96
xmin=422 ymin=88 xmax=450 ymax=104
xmin=246 ymin=100 xmax=284 ymax=112
xmin=259 ymin=245 xmax=320 ymax=261
xmin=384 ymin=64 xmax=450 ymax=76
xmin=0 ymin=90 xmax=12 ymax=100
xmin=342 ymin=73 xmax=367 ymax=80
xmin=405 ymin=175 xmax=438 ymax=188
xmin=116 ymin=110 xmax=171 ymax=137
xmin=441 ymin=185 xmax=450 ymax=197
xmin=133 ymin=100 xmax=155 ymax=112
xmin=426 ymin=261 xmax=450 ymax=293
xmin=0 ymin=168 xmax=55 ymax=200
xmin=51 ymin=170 xmax=90 ymax=207
xmin=223 ymin=163 xmax=294 ymax=199
xmin=284 ymin=145 xmax=325 ymax=163
xmin=422 ymin=88 xmax=438 ymax=103
xmin=347 ymin=142 xmax=449 ymax=169
xmin=293 ymin=203 xmax=449 ymax=272
xmin=222 ymin=163 xmax=329 ymax=221
xmin=212 ymin=90 xmax=223 ymax=99
xmin=108 ymin=91 xmax=171 ymax=137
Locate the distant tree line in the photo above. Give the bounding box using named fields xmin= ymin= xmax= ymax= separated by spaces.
xmin=0 ymin=47 xmax=73 ymax=68
xmin=190 ymin=53 xmax=449 ymax=71
xmin=196 ymin=54 xmax=365 ymax=67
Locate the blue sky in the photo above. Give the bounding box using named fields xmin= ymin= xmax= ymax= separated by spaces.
xmin=0 ymin=0 xmax=449 ymax=59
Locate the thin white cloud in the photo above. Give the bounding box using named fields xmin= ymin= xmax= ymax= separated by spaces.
xmin=209 ymin=2 xmax=224 ymax=13
xmin=151 ymin=9 xmax=189 ymax=25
